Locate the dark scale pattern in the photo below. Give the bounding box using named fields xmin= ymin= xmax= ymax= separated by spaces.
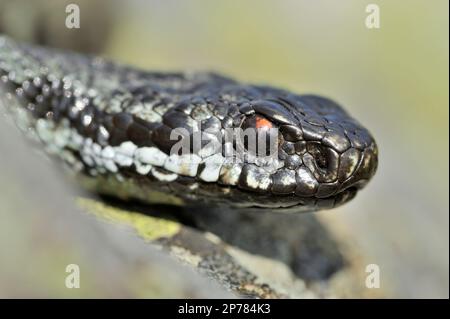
xmin=0 ymin=36 xmax=378 ymax=213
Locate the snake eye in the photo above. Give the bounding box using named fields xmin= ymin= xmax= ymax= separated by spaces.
xmin=241 ymin=114 xmax=274 ymax=131
xmin=239 ymin=115 xmax=277 ymax=156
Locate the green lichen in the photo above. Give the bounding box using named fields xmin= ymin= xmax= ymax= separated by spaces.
xmin=77 ymin=197 xmax=181 ymax=241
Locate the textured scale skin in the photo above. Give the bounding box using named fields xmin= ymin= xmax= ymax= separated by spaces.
xmin=0 ymin=36 xmax=378 ymax=213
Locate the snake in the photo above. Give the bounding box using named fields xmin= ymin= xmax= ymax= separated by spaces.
xmin=0 ymin=35 xmax=378 ymax=214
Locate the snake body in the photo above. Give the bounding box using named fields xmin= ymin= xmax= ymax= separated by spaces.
xmin=0 ymin=36 xmax=378 ymax=213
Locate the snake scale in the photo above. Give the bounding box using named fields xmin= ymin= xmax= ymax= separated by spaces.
xmin=0 ymin=35 xmax=378 ymax=214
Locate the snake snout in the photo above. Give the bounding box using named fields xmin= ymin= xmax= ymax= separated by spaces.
xmin=256 ymin=95 xmax=378 ymax=200
xmin=292 ymin=141 xmax=378 ymax=199
xmin=338 ymin=142 xmax=378 ymax=192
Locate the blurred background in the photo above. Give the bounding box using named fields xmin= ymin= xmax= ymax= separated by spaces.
xmin=0 ymin=0 xmax=448 ymax=298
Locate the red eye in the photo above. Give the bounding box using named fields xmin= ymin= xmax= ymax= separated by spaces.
xmin=241 ymin=115 xmax=274 ymax=131
xmin=240 ymin=115 xmax=277 ymax=156
xmin=255 ymin=115 xmax=274 ymax=129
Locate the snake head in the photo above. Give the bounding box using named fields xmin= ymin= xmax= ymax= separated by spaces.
xmin=225 ymin=94 xmax=378 ymax=211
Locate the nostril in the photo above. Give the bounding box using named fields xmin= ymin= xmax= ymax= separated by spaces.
xmin=315 ymin=151 xmax=328 ymax=169
xmin=302 ymin=142 xmax=339 ymax=183
xmin=306 ymin=142 xmax=328 ymax=170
